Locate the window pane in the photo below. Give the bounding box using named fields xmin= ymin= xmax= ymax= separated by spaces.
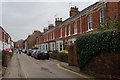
xmin=88 ymin=15 xmax=92 ymax=29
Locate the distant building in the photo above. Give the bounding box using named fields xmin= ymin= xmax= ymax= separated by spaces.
xmin=23 ymin=30 xmax=42 ymax=49
xmin=36 ymin=1 xmax=120 ymax=51
xmin=14 ymin=39 xmax=24 ymax=49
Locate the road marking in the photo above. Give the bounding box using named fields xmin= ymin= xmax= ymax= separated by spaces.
xmin=57 ymin=64 xmax=90 ymax=79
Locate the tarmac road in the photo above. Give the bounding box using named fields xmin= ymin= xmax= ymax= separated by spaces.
xmin=3 ymin=53 xmax=87 ymax=80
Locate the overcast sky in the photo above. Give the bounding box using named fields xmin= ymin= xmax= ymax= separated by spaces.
xmin=0 ymin=0 xmax=99 ymax=41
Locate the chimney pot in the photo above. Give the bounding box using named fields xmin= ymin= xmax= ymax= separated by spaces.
xmin=55 ymin=18 xmax=57 ymax=21
xmin=55 ymin=17 xmax=62 ymax=26
xmin=60 ymin=18 xmax=62 ymax=21
xmin=48 ymin=24 xmax=54 ymax=30
xmin=70 ymin=6 xmax=79 ymax=17
xmin=43 ymin=27 xmax=48 ymax=33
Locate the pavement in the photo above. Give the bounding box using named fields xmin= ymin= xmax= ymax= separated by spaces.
xmin=59 ymin=62 xmax=95 ymax=79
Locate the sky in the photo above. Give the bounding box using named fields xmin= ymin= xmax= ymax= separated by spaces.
xmin=0 ymin=0 xmax=100 ymax=41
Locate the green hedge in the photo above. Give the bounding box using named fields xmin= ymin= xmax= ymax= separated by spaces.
xmin=76 ymin=29 xmax=120 ymax=69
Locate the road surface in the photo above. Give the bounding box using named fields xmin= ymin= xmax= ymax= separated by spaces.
xmin=3 ymin=53 xmax=87 ymax=80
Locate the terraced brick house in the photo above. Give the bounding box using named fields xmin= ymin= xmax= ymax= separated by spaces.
xmin=0 ymin=26 xmax=13 ymax=51
xmin=36 ymin=1 xmax=120 ymax=51
xmin=23 ymin=30 xmax=42 ymax=49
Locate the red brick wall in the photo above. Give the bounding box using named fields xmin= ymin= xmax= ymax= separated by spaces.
xmin=81 ymin=15 xmax=88 ymax=33
xmin=68 ymin=43 xmax=79 ymax=66
xmin=85 ymin=15 xmax=88 ymax=32
xmin=81 ymin=15 xmax=85 ymax=33
xmin=46 ymin=32 xmax=50 ymax=41
xmin=55 ymin=28 xmax=60 ymax=40
xmin=62 ymin=25 xmax=65 ymax=37
xmin=70 ymin=21 xmax=74 ymax=36
xmin=70 ymin=11 xmax=79 ymax=17
xmin=92 ymin=9 xmax=100 ymax=29
xmin=0 ymin=28 xmax=2 ymax=41
xmin=106 ymin=2 xmax=119 ymax=20
xmin=40 ymin=36 xmax=44 ymax=43
xmin=38 ymin=36 xmax=40 ymax=43
xmin=83 ymin=51 xmax=120 ymax=79
xmin=66 ymin=24 xmax=69 ymax=36
xmin=0 ymin=27 xmax=8 ymax=43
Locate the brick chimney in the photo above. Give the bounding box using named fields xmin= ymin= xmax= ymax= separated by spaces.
xmin=43 ymin=27 xmax=48 ymax=33
xmin=55 ymin=18 xmax=62 ymax=26
xmin=70 ymin=6 xmax=79 ymax=17
xmin=48 ymin=24 xmax=54 ymax=30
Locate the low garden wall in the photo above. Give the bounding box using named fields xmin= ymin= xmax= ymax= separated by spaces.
xmin=2 ymin=50 xmax=13 ymax=67
xmin=76 ymin=29 xmax=120 ymax=79
xmin=83 ymin=51 xmax=120 ymax=79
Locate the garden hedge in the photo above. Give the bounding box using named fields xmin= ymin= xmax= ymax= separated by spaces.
xmin=76 ymin=29 xmax=120 ymax=69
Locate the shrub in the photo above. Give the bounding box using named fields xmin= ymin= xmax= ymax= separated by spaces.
xmin=50 ymin=50 xmax=68 ymax=62
xmin=59 ymin=50 xmax=68 ymax=54
xmin=97 ymin=18 xmax=120 ymax=31
xmin=76 ymin=29 xmax=120 ymax=69
xmin=57 ymin=53 xmax=68 ymax=61
xmin=52 ymin=50 xmax=58 ymax=54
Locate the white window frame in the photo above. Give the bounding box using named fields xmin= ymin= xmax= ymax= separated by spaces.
xmin=74 ymin=20 xmax=77 ymax=35
xmin=56 ymin=40 xmax=63 ymax=51
xmin=100 ymin=8 xmax=104 ymax=23
xmin=88 ymin=14 xmax=93 ymax=31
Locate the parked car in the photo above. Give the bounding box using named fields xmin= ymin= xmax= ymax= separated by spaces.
xmin=34 ymin=50 xmax=49 ymax=59
xmin=18 ymin=49 xmax=22 ymax=54
xmin=22 ymin=49 xmax=27 ymax=53
xmin=31 ymin=49 xmax=37 ymax=57
xmin=27 ymin=49 xmax=32 ymax=56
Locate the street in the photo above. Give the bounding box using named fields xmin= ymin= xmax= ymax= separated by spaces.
xmin=3 ymin=53 xmax=86 ymax=79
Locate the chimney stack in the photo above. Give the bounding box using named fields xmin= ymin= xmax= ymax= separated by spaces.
xmin=43 ymin=27 xmax=48 ymax=33
xmin=70 ymin=6 xmax=79 ymax=17
xmin=48 ymin=24 xmax=54 ymax=30
xmin=55 ymin=18 xmax=62 ymax=26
